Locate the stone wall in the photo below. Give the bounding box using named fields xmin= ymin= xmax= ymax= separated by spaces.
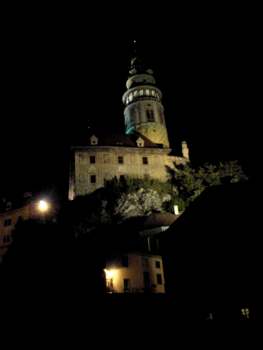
xmin=70 ymin=146 xmax=187 ymax=198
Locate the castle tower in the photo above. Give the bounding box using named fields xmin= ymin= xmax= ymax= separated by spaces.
xmin=122 ymin=49 xmax=170 ymax=148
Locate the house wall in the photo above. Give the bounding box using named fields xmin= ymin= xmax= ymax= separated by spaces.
xmin=105 ymin=253 xmax=165 ymax=294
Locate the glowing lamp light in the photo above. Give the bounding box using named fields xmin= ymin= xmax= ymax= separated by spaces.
xmin=37 ymin=200 xmax=49 ymax=213
xmin=104 ymin=269 xmax=116 ymax=280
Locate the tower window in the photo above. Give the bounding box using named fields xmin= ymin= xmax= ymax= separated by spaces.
xmin=118 ymin=156 xmax=124 ymax=164
xmin=139 ymin=90 xmax=143 ymax=96
xmin=146 ymin=89 xmax=150 ymax=95
xmin=142 ymin=157 xmax=148 ymax=165
xmin=146 ymin=110 xmax=155 ymax=122
xmin=151 ymin=90 xmax=155 ymax=96
xmin=90 ymin=156 xmax=96 ymax=164
xmin=90 ymin=175 xmax=96 ymax=183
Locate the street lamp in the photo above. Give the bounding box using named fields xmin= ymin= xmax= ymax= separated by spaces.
xmin=36 ymin=199 xmax=51 ymax=223
xmin=37 ymin=199 xmax=49 ymax=213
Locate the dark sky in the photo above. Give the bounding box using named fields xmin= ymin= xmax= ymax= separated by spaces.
xmin=0 ymin=8 xmax=260 ymax=199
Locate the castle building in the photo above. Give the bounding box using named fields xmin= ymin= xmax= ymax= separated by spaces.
xmin=69 ymin=53 xmax=189 ymax=200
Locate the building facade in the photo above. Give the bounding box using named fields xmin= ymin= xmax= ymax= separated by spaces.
xmin=69 ymin=53 xmax=189 ymax=200
xmin=105 ymin=253 xmax=165 ymax=294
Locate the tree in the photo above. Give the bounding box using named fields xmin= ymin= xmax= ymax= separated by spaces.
xmin=166 ymin=160 xmax=248 ymax=209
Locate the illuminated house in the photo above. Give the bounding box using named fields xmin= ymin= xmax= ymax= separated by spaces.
xmin=69 ymin=51 xmax=189 ymax=199
xmin=105 ymin=253 xmax=165 ymax=294
xmin=102 ymin=213 xmax=178 ymax=294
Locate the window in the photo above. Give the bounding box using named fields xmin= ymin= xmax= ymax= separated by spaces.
xmin=121 ymin=255 xmax=129 ymax=267
xmin=146 ymin=110 xmax=155 ymax=122
xmin=90 ymin=156 xmax=96 ymax=164
xmin=90 ymin=175 xmax=96 ymax=183
xmin=157 ymin=273 xmax=163 ymax=285
xmin=155 ymin=261 xmax=161 ymax=269
xmin=118 ymin=156 xmax=124 ymax=164
xmin=142 ymin=157 xmax=148 ymax=165
xmin=143 ymin=272 xmax=150 ymax=289
xmin=123 ymin=278 xmax=130 ymax=292
xmin=146 ymin=89 xmax=150 ymax=95
xmin=139 ymin=90 xmax=144 ymax=96
xmin=90 ymin=135 xmax=98 ymax=145
xmin=4 ymin=219 xmax=12 ymax=227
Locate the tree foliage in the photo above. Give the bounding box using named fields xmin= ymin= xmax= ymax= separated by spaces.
xmin=166 ymin=160 xmax=248 ymax=209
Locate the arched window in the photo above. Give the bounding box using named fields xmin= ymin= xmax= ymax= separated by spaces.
xmin=146 ymin=110 xmax=155 ymax=122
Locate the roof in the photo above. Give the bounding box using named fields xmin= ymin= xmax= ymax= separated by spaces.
xmin=122 ymin=212 xmax=178 ymax=229
xmin=72 ymin=130 xmax=164 ymax=149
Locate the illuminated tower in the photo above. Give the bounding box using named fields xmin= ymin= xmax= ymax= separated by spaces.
xmin=122 ymin=48 xmax=170 ymax=148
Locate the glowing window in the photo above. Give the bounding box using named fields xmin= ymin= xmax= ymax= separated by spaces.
xmin=139 ymin=90 xmax=143 ymax=96
xmin=146 ymin=89 xmax=150 ymax=95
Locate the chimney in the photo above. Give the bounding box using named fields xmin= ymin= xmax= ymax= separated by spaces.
xmin=182 ymin=141 xmax=190 ymax=160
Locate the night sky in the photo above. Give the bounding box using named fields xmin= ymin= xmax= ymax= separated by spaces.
xmin=0 ymin=8 xmax=260 ymax=199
